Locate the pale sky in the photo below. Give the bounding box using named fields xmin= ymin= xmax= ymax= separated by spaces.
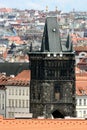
xmin=0 ymin=0 xmax=87 ymax=12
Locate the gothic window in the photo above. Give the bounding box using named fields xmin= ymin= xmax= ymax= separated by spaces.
xmin=32 ymin=92 xmax=35 ymax=99
xmin=31 ymin=61 xmax=37 ymax=79
xmin=37 ymin=85 xmax=42 ymax=100
xmin=54 ymin=84 xmax=60 ymax=100
xmin=38 ymin=93 xmax=41 ymax=100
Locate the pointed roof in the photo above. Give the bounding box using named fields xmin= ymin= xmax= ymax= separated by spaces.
xmin=41 ymin=17 xmax=73 ymax=53
xmin=41 ymin=17 xmax=62 ymax=52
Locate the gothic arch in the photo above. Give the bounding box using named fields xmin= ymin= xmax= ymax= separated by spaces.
xmin=51 ymin=110 xmax=64 ymax=118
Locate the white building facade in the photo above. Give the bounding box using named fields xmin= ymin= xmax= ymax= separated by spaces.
xmin=76 ymin=95 xmax=87 ymax=118
xmin=0 ymin=86 xmax=6 ymax=117
xmin=6 ymin=85 xmax=30 ymax=118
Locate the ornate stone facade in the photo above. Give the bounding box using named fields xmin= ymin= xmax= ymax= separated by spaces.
xmin=28 ymin=17 xmax=76 ymax=118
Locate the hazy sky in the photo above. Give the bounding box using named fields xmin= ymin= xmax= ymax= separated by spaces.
xmin=0 ymin=0 xmax=87 ymax=12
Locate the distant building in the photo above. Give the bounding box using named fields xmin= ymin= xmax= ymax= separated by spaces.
xmin=0 ymin=70 xmax=30 ymax=118
xmin=76 ymin=73 xmax=87 ymax=118
xmin=74 ymin=46 xmax=87 ymax=64
xmin=84 ymin=29 xmax=87 ymax=37
xmin=0 ymin=85 xmax=6 ymax=117
xmin=6 ymin=85 xmax=29 ymax=118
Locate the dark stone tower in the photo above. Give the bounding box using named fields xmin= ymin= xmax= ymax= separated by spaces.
xmin=28 ymin=17 xmax=76 ymax=118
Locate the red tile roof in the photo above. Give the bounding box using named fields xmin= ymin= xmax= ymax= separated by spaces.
xmin=0 ymin=70 xmax=30 ymax=86
xmin=75 ymin=67 xmax=81 ymax=73
xmin=0 ymin=115 xmax=87 ymax=130
xmin=0 ymin=8 xmax=12 ymax=13
xmin=15 ymin=70 xmax=31 ymax=81
xmin=76 ymin=72 xmax=87 ymax=95
xmin=74 ymin=46 xmax=87 ymax=51
xmin=77 ymin=56 xmax=87 ymax=66
xmin=71 ymin=33 xmax=87 ymax=45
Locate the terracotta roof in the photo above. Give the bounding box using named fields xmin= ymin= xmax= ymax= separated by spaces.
xmin=75 ymin=67 xmax=81 ymax=73
xmin=5 ymin=36 xmax=21 ymax=40
xmin=0 ymin=8 xmax=12 ymax=13
xmin=74 ymin=46 xmax=87 ymax=51
xmin=0 ymin=71 xmax=30 ymax=86
xmin=15 ymin=70 xmax=31 ymax=81
xmin=3 ymin=50 xmax=8 ymax=59
xmin=76 ymin=72 xmax=87 ymax=95
xmin=0 ymin=116 xmax=87 ymax=130
xmin=71 ymin=33 xmax=87 ymax=44
xmin=77 ymin=56 xmax=87 ymax=66
xmin=76 ymin=85 xmax=87 ymax=96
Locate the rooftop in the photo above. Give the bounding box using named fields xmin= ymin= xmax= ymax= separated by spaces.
xmin=0 ymin=116 xmax=87 ymax=130
xmin=0 ymin=70 xmax=30 ymax=87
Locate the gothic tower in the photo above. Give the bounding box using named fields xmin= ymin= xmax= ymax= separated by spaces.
xmin=28 ymin=17 xmax=76 ymax=118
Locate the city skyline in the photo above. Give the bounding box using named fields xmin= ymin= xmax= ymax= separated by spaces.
xmin=0 ymin=0 xmax=87 ymax=12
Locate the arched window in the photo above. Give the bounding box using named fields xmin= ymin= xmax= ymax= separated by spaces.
xmin=54 ymin=84 xmax=60 ymax=100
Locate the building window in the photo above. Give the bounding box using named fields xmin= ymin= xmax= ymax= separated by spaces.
xmin=38 ymin=93 xmax=41 ymax=100
xmin=76 ymin=99 xmax=77 ymax=105
xmin=15 ymin=99 xmax=17 ymax=107
xmin=83 ymin=110 xmax=86 ymax=116
xmin=32 ymin=93 xmax=35 ymax=99
xmin=22 ymin=100 xmax=25 ymax=108
xmin=76 ymin=111 xmax=78 ymax=117
xmin=26 ymin=100 xmax=29 ymax=108
xmin=19 ymin=100 xmax=21 ymax=108
xmin=2 ymin=104 xmax=4 ymax=109
xmin=9 ymin=112 xmax=14 ymax=118
xmin=79 ymin=111 xmax=82 ymax=117
xmin=54 ymin=84 xmax=60 ymax=100
xmin=12 ymin=89 xmax=14 ymax=95
xmin=79 ymin=99 xmax=82 ymax=106
xmin=9 ymin=89 xmax=11 ymax=95
xmin=15 ymin=89 xmax=17 ymax=95
xmin=84 ymin=99 xmax=86 ymax=106
xmin=9 ymin=99 xmax=11 ymax=107
xmin=23 ymin=90 xmax=25 ymax=95
xmin=19 ymin=89 xmax=21 ymax=95
xmin=2 ymin=94 xmax=4 ymax=100
xmin=12 ymin=99 xmax=14 ymax=107
xmin=26 ymin=89 xmax=28 ymax=96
